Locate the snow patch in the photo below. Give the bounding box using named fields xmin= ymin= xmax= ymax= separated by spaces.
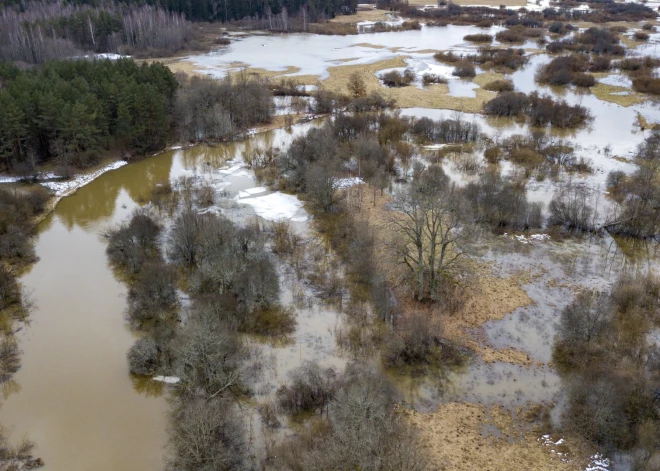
xmin=238 ymin=187 xmax=269 ymax=198
xmin=153 ymin=376 xmax=181 ymax=384
xmin=585 ymin=454 xmax=610 ymax=471
xmin=333 ymin=177 xmax=364 ymax=190
xmin=502 ymin=233 xmax=551 ymax=244
xmin=236 ymin=191 xmax=307 ymax=222
xmin=40 ymin=161 xmax=128 ymax=197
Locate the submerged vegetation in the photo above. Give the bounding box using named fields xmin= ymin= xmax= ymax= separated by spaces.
xmin=3 ymin=0 xmax=660 ymax=468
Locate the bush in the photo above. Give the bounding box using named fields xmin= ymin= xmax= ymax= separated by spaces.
xmin=452 ymin=60 xmax=476 ymax=78
xmin=548 ymin=183 xmax=594 ymax=231
xmin=496 ymin=29 xmax=524 ymax=43
xmin=276 ymin=361 xmax=337 ymax=415
xmin=571 ymin=72 xmax=596 ymax=87
xmin=127 ymin=262 xmax=178 ymax=327
xmin=484 ymin=146 xmax=502 ymax=163
xmin=433 ymin=51 xmax=461 ymax=63
xmin=589 ymin=56 xmax=611 ymax=72
xmin=634 ymin=31 xmax=650 ymax=41
xmin=383 ymin=312 xmax=451 ymax=367
xmin=422 ymin=73 xmax=449 ymax=85
xmin=106 ymin=210 xmax=161 ymax=274
xmin=632 ymin=75 xmax=660 ymax=95
xmin=464 ymin=33 xmax=493 ymax=42
xmin=127 ymin=336 xmax=160 ymax=376
xmin=482 ymin=79 xmax=514 ymax=92
xmin=382 ymin=69 xmax=416 ymax=87
xmin=474 ymin=47 xmax=527 ymax=71
xmin=168 ymin=398 xmax=247 ymax=471
xmin=483 ymin=91 xmax=528 ymax=116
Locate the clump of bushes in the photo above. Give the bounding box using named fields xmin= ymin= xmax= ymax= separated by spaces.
xmin=546 ymin=27 xmax=624 ymax=56
xmin=276 ymin=361 xmax=337 ymax=415
xmin=273 ymin=364 xmax=429 ymax=470
xmin=483 ymin=79 xmax=514 ymax=92
xmin=383 ymin=312 xmax=455 ymax=368
xmin=382 ymin=69 xmax=416 ymax=87
xmin=464 ymin=170 xmax=543 ymax=230
xmin=495 ymin=28 xmax=525 ymax=43
xmin=422 ymin=73 xmax=448 ymax=85
xmin=548 ymin=183 xmax=595 ymax=232
xmin=536 ymin=55 xmax=596 ymax=87
xmin=484 ymin=91 xmax=592 ymax=128
xmin=433 ymin=51 xmax=461 ymax=63
xmin=632 ymin=75 xmax=660 ymax=95
xmin=605 ymin=131 xmax=660 ymax=238
xmin=452 ymin=60 xmax=476 ymax=78
xmin=105 ymin=210 xmax=161 ymax=274
xmin=634 ymin=31 xmax=650 ymax=41
xmin=553 ymin=274 xmax=660 ymax=467
xmin=474 ymin=47 xmax=527 ymax=71
xmin=464 ymin=33 xmax=493 ymax=42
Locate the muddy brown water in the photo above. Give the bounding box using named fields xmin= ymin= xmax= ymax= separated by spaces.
xmin=3 ymin=25 xmax=660 ymax=469
xmin=0 ymin=124 xmax=330 ymax=470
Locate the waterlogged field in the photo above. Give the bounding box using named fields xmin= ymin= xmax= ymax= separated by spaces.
xmin=2 ymin=17 xmax=660 ymax=471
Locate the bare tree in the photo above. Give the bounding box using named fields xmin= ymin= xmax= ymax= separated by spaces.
xmin=390 ymin=165 xmax=471 ymax=301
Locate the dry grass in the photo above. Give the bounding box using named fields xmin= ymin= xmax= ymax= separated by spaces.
xmin=590 ymin=82 xmax=643 ymax=106
xmin=406 ymin=403 xmax=584 ymax=471
xmin=159 ymin=59 xmax=321 ymax=85
xmin=330 ymin=8 xmax=392 ymax=24
xmin=345 ymin=184 xmax=533 ymax=365
xmin=321 ymin=58 xmax=496 ymax=112
xmin=473 ymin=71 xmax=506 ymax=88
xmin=619 ymin=34 xmax=645 ymax=49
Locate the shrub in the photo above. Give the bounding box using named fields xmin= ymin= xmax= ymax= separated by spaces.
xmin=484 ymin=92 xmax=591 ymax=128
xmin=483 ymin=91 xmax=528 ymax=116
xmin=276 ymin=361 xmax=337 ymax=415
xmin=495 ymin=29 xmax=524 ymax=43
xmin=433 ymin=51 xmax=461 ymax=63
xmin=464 ymin=33 xmax=493 ymax=42
xmin=484 ymin=146 xmax=502 ymax=163
xmin=482 ymin=79 xmax=514 ymax=92
xmin=452 ymin=60 xmax=476 ymax=78
xmin=382 ymin=69 xmax=416 ymax=87
xmin=571 ymin=72 xmax=596 ymax=87
xmin=422 ymin=73 xmax=448 ymax=85
xmin=642 ymin=23 xmax=656 ymax=30
xmin=383 ymin=312 xmax=451 ymax=368
xmin=589 ymin=56 xmax=611 ymax=72
xmin=168 ymin=398 xmax=247 ymax=471
xmin=106 ymin=210 xmax=161 ymax=274
xmin=472 ymin=47 xmax=527 ymax=71
xmin=127 ymin=336 xmax=160 ymax=376
xmin=632 ymin=75 xmax=660 ymax=95
xmin=548 ymin=183 xmax=594 ymax=231
xmin=634 ymin=31 xmax=650 ymax=41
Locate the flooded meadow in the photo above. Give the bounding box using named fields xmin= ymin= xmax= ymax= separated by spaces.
xmin=2 ymin=17 xmax=660 ymax=471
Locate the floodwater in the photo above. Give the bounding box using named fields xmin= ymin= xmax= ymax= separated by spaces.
xmin=0 ymin=123 xmax=338 ymax=470
xmin=3 ymin=21 xmax=660 ymax=470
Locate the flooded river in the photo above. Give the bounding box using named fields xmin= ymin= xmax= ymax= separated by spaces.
xmin=2 ymin=20 xmax=660 ymax=470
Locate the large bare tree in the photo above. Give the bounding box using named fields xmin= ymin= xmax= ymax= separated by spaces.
xmin=390 ymin=165 xmax=472 ymax=302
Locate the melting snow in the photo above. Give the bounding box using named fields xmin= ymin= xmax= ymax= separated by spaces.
xmin=585 ymin=454 xmax=610 ymax=471
xmin=238 ymin=187 xmax=269 ymax=198
xmin=152 ymin=376 xmax=181 ymax=384
xmin=236 ymin=191 xmax=307 ymax=222
xmin=334 ymin=177 xmax=364 ymax=190
xmin=502 ymin=233 xmax=551 ymax=244
xmin=40 ymin=161 xmax=128 ymax=197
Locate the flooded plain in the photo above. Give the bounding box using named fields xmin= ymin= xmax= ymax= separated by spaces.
xmin=2 ymin=19 xmax=660 ymax=470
